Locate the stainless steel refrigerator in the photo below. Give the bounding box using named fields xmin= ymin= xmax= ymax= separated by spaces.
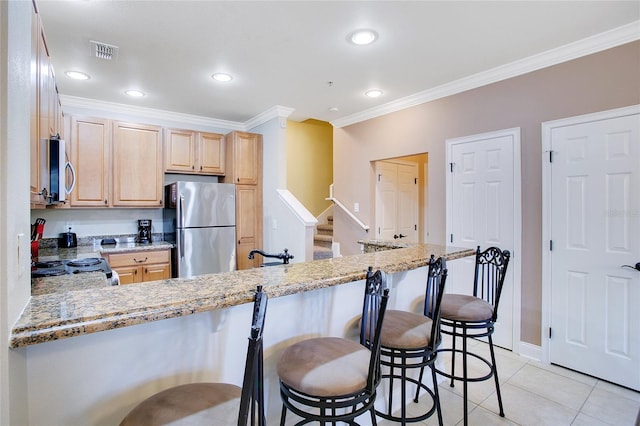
xmin=163 ymin=181 xmax=236 ymax=277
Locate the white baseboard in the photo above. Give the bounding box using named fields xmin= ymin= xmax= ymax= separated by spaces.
xmin=518 ymin=341 xmax=542 ymax=362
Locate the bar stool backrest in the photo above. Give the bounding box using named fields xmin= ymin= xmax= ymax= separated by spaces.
xmin=423 ymin=255 xmax=449 ymax=351
xmin=237 ymin=286 xmax=268 ymax=426
xmin=472 ymin=246 xmax=511 ymax=322
xmin=359 ymin=267 xmax=390 ymax=394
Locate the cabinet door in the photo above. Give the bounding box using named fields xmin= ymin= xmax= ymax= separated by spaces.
xmin=114 ymin=266 xmax=142 ymax=284
xmin=227 ymin=131 xmax=262 ymax=185
xmin=30 ymin=9 xmax=43 ymax=207
xmin=112 ymin=122 xmax=163 ymax=207
xmin=142 ymin=263 xmax=171 ymax=282
xmin=165 ymin=128 xmax=196 ymax=173
xmin=70 ymin=117 xmax=111 ymax=207
xmin=236 ymin=185 xmax=262 ymax=269
xmin=198 ymin=132 xmax=225 ymax=175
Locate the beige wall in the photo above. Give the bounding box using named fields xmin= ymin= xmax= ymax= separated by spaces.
xmin=286 ymin=119 xmax=333 ymax=217
xmin=333 ymin=41 xmax=640 ymax=346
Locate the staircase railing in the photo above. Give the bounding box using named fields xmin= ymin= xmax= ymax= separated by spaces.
xmin=325 ymin=184 xmax=369 ymax=232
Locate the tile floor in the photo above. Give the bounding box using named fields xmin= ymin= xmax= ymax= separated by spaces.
xmin=281 ymin=337 xmax=640 ymax=426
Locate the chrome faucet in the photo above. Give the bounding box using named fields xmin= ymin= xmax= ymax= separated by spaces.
xmin=248 ymin=248 xmax=294 ymax=264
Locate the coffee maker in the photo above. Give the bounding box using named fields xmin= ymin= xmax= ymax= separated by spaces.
xmin=136 ymin=219 xmax=152 ymax=244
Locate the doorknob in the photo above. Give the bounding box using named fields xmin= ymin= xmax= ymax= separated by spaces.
xmin=398 ymin=233 xmax=407 ymax=238
xmin=621 ymin=262 xmax=640 ymax=271
xmin=393 ymin=234 xmax=398 ymax=239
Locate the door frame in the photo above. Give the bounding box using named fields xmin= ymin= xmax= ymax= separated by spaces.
xmin=445 ymin=127 xmax=522 ymax=353
xmin=374 ymin=159 xmax=419 ymax=242
xmin=541 ymin=104 xmax=640 ymax=365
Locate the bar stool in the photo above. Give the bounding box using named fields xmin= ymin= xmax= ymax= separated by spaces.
xmin=375 ymin=255 xmax=448 ymax=425
xmin=120 ymin=286 xmax=268 ymax=426
xmin=277 ymin=267 xmax=390 ymax=425
xmin=436 ymin=246 xmax=511 ymax=426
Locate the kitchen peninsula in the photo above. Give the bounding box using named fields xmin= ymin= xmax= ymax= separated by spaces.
xmin=12 ymin=244 xmax=474 ymax=425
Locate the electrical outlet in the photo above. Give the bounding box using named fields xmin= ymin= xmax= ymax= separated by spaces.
xmin=17 ymin=233 xmax=26 ymax=277
xmin=354 ymin=202 xmax=359 ymax=212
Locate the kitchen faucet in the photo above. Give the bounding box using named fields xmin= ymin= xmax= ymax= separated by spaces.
xmin=248 ymin=248 xmax=294 ymax=264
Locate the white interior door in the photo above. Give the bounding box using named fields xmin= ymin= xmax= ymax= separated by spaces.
xmin=546 ymin=109 xmax=640 ymax=390
xmin=375 ymin=161 xmax=418 ymax=242
xmin=446 ymin=128 xmax=521 ymax=351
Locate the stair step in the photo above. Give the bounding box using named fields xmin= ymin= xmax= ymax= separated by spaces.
xmin=314 ymin=234 xmax=332 ymax=248
xmin=316 ymin=224 xmax=333 ymax=235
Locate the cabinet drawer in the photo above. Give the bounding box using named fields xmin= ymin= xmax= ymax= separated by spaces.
xmin=108 ymin=250 xmax=170 ymax=267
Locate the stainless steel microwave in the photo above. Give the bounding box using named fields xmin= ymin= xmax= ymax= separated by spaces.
xmin=41 ymin=137 xmax=75 ymax=205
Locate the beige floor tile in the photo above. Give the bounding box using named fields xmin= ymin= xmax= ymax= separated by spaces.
xmin=580 ymin=387 xmax=640 ymax=426
xmin=571 ymin=412 xmax=614 ymax=426
xmin=423 ymin=386 xmax=469 ymax=426
xmin=465 ymin=405 xmax=519 ymax=425
xmin=594 ymin=380 xmax=640 ymax=403
xmin=507 ymin=364 xmax=593 ymax=410
xmin=527 ymin=361 xmax=599 ymax=387
xmin=481 ymin=383 xmax=578 ymax=425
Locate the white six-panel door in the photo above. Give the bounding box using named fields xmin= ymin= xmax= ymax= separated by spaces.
xmin=375 ymin=161 xmax=419 ymax=243
xmin=543 ymin=106 xmax=640 ymax=390
xmin=446 ymin=128 xmax=521 ymax=351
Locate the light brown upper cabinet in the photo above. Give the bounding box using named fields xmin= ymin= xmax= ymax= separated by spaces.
xmin=112 ymin=122 xmax=164 ymax=207
xmin=224 ymin=131 xmax=261 ymax=185
xmin=69 ymin=116 xmax=111 ymax=207
xmin=31 ymin=7 xmax=64 ymax=208
xmin=69 ymin=117 xmax=163 ymax=208
xmin=164 ymin=128 xmax=225 ymax=175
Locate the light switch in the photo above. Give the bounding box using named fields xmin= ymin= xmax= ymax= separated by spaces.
xmin=354 ymin=203 xmax=359 ymax=212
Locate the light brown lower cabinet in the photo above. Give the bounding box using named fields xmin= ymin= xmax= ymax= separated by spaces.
xmin=104 ymin=249 xmax=171 ymax=284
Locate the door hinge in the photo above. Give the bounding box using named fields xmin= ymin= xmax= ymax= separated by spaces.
xmin=378 ymin=174 xmax=381 ymax=182
xmin=450 ymin=234 xmax=453 ymax=243
xmin=414 ymin=178 xmax=417 ymax=184
xmin=415 ymin=224 xmax=417 ymax=231
xmin=549 ymin=150 xmax=554 ymax=163
xmin=449 ymin=162 xmax=454 ymax=173
xmin=378 ymin=227 xmax=380 ymax=235
xmin=549 ymin=327 xmax=552 ymax=338
xmin=550 ymin=240 xmax=553 ymax=251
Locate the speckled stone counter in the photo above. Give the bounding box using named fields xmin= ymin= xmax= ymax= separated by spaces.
xmin=37 ymin=240 xmax=174 ymax=261
xmin=358 ymin=239 xmax=414 ymax=252
xmin=11 ymin=243 xmax=474 ymax=348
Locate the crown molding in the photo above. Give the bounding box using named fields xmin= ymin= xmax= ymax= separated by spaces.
xmin=244 ymin=105 xmax=295 ymax=130
xmin=331 ymin=20 xmax=640 ymax=129
xmin=60 ymin=95 xmax=247 ymax=131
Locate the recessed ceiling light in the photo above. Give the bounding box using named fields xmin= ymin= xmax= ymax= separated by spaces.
xmin=125 ymin=90 xmax=145 ymax=97
xmin=212 ymin=73 xmax=233 ymax=82
xmin=365 ymin=89 xmax=383 ymax=98
xmin=65 ymin=70 xmax=90 ymax=80
xmin=328 ymin=107 xmax=339 ymax=112
xmin=350 ymin=29 xmax=378 ymax=45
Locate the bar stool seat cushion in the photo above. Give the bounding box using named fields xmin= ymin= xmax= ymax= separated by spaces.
xmin=381 ymin=310 xmax=433 ymax=349
xmin=277 ymin=337 xmax=370 ymax=397
xmin=441 ymin=294 xmax=494 ymax=322
xmin=120 ymin=383 xmax=240 ymax=426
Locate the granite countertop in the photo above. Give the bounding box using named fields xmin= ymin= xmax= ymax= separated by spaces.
xmin=37 ymin=240 xmax=174 ymax=261
xmin=358 ymin=239 xmax=414 ymax=251
xmin=11 ymin=243 xmax=474 ymax=348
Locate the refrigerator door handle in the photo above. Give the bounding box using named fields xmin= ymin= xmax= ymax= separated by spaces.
xmin=179 ymin=229 xmax=185 ymax=259
xmin=179 ymin=194 xmax=185 ymax=229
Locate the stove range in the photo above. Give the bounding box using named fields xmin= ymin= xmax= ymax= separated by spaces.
xmin=32 ymin=257 xmax=114 ymax=281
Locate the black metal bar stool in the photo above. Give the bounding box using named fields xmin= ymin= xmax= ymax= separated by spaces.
xmin=120 ymin=286 xmax=268 ymax=426
xmin=375 ymin=255 xmax=448 ymax=425
xmin=277 ymin=267 xmax=390 ymax=425
xmin=436 ymin=246 xmax=511 ymax=426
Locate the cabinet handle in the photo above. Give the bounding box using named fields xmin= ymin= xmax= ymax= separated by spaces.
xmin=104 ymin=199 xmax=107 ymax=205
xmin=237 ymin=178 xmax=240 ymax=182
xmin=192 ymin=165 xmax=195 ymax=170
xmin=133 ymin=257 xmax=148 ymax=263
xmin=145 ymin=268 xmax=148 ymax=274
xmin=134 ymin=270 xmax=137 ymax=275
xmin=200 ymin=166 xmax=203 ymax=170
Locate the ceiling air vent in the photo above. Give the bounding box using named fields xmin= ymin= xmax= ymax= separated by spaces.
xmin=90 ymin=40 xmax=119 ymax=61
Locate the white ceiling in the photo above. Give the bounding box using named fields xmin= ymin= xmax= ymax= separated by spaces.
xmin=36 ymin=1 xmax=640 ymax=126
